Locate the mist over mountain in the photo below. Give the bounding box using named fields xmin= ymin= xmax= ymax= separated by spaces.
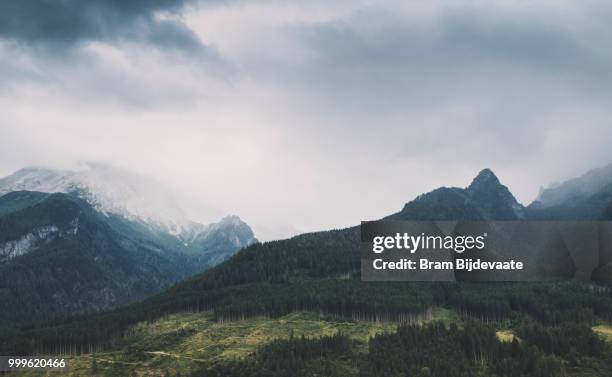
xmin=2 ymin=163 xmax=612 ymax=377
xmin=0 ymin=163 xmax=256 ymax=244
xmin=3 ymin=1 xmax=612 ymax=374
xmin=1 ymin=164 xmax=610 ymax=329
xmin=175 ymin=166 xmax=612 ymax=294
xmin=0 ymin=165 xmax=257 ymax=328
xmin=527 ymin=165 xmax=612 ymax=221
xmin=0 ymin=190 xmax=256 ymax=328
xmin=6 ymin=165 xmax=612 ymax=355
xmin=0 ymin=191 xmax=193 ymax=328
xmin=536 ymin=164 xmax=612 ymax=208
xmin=0 ymin=164 xmax=203 ymax=235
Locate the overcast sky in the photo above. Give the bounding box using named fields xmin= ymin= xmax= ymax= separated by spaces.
xmin=1 ymin=0 xmax=611 ymax=240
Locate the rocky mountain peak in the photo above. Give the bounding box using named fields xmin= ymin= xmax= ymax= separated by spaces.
xmin=466 ymin=169 xmax=524 ymax=219
xmin=467 ymin=168 xmax=501 ymax=191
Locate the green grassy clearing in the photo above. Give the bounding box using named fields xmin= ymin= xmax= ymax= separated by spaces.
xmin=14 ymin=311 xmax=401 ymax=377
xmin=495 ymin=329 xmax=517 ymax=343
xmin=593 ymin=324 xmax=612 ymax=343
xmin=11 ymin=308 xmax=531 ymax=377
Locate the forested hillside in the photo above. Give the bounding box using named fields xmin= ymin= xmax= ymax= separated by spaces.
xmin=2 ymin=169 xmax=612 ymax=377
xmin=0 ymin=191 xmax=203 ymax=330
xmin=199 ymin=321 xmax=612 ymax=377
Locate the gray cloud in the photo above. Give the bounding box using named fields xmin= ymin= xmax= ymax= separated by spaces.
xmin=284 ymin=5 xmax=612 ymax=113
xmin=0 ymin=0 xmax=234 ymax=107
xmin=240 ymin=4 xmax=612 ymax=168
xmin=1 ymin=1 xmax=612 ymax=240
xmin=0 ymin=1 xmax=198 ymax=51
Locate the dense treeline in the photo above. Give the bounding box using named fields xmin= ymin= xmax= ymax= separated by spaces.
xmin=200 ymin=333 xmax=355 ymax=377
xmin=0 ymin=279 xmax=433 ymax=355
xmin=3 ymin=278 xmax=612 ymax=356
xmin=362 ymin=322 xmax=565 ymax=377
xmin=191 ymin=321 xmax=612 ymax=377
xmin=445 ymin=282 xmax=612 ymax=324
xmin=2 ymin=224 xmax=611 ymax=354
xmin=517 ymin=320 xmax=609 ymax=360
xmin=172 ymin=227 xmax=361 ymax=291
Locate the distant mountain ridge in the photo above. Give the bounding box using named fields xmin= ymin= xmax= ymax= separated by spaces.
xmin=528 ymin=165 xmax=612 ymax=220
xmin=1 ymin=164 xmax=201 ymax=235
xmin=0 ymin=164 xmax=257 ymax=255
xmin=0 ymin=190 xmax=257 ymax=329
xmin=0 ymin=191 xmax=198 ymax=328
xmin=389 ymin=164 xmax=612 ymax=222
xmin=3 ymin=165 xmax=612 ymax=357
xmin=0 ymin=165 xmax=257 ymax=329
xmin=536 ymin=164 xmax=612 ymax=207
xmin=176 ymin=166 xmax=612 ymax=292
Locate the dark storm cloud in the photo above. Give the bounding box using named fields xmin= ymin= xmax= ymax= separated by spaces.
xmin=0 ymin=0 xmax=205 ymax=54
xmin=0 ymin=0 xmax=233 ymax=106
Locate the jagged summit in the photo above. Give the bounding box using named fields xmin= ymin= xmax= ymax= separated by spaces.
xmin=218 ymin=215 xmax=248 ymax=226
xmin=466 ymin=168 xmax=512 ymax=199
xmin=466 ymin=168 xmax=524 ymax=219
xmin=393 ymin=168 xmax=524 ymax=221
xmin=468 ymin=168 xmax=500 ymax=190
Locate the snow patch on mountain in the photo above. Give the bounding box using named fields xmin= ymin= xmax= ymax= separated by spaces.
xmin=0 ymin=164 xmax=192 ymax=234
xmin=0 ymin=164 xmax=258 ymax=259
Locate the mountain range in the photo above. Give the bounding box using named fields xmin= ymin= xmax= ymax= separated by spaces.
xmin=173 ymin=166 xmax=612 ymax=296
xmin=2 ymin=164 xmax=612 ymax=360
xmin=0 ymin=164 xmax=256 ymax=329
xmin=536 ymin=164 xmax=612 ymax=207
xmin=527 ymin=165 xmax=612 ymax=221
